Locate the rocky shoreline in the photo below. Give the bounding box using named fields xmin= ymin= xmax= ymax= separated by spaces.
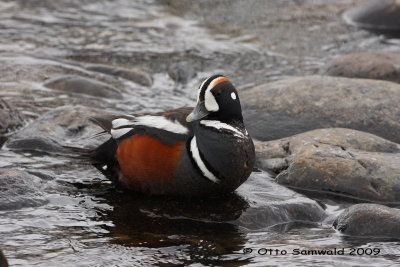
xmin=4 ymin=70 xmax=400 ymax=240
xmin=1 ymin=0 xmax=400 ymax=265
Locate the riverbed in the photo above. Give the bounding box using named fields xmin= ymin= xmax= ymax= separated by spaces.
xmin=1 ymin=0 xmax=400 ymax=266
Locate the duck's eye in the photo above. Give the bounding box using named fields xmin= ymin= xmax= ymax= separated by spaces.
xmin=231 ymin=92 xmax=237 ymax=100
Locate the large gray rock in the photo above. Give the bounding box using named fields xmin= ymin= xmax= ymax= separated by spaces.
xmin=241 ymin=76 xmax=400 ymax=143
xmin=0 ymin=169 xmax=47 ymax=210
xmin=7 ymin=105 xmax=110 ymax=154
xmin=343 ymin=0 xmax=400 ymax=33
xmin=324 ymin=52 xmax=400 ymax=84
xmin=44 ymin=75 xmax=122 ymax=99
xmin=334 ymin=204 xmax=400 ymax=238
xmin=255 ymin=128 xmax=400 ymax=203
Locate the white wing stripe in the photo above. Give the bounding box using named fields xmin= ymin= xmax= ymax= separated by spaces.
xmin=110 ymin=115 xmax=189 ymax=139
xmin=110 ymin=128 xmax=132 ymax=139
xmin=112 ymin=118 xmax=132 ymax=128
xmin=134 ymin=116 xmax=188 ymax=134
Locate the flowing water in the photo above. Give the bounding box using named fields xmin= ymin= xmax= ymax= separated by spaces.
xmin=1 ymin=0 xmax=400 ymax=266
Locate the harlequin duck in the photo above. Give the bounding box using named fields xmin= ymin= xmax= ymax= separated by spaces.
xmin=87 ymin=75 xmax=255 ymax=196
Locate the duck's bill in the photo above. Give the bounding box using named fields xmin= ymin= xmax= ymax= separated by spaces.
xmin=186 ymin=102 xmax=210 ymax=122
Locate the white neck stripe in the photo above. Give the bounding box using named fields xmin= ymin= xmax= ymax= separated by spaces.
xmin=200 ymin=120 xmax=247 ymax=138
xmin=189 ymin=136 xmax=220 ymax=183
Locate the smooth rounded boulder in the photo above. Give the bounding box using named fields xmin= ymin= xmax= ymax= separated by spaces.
xmin=334 ymin=204 xmax=400 ymax=238
xmin=85 ymin=64 xmax=153 ymax=87
xmin=44 ymin=75 xmax=123 ymax=99
xmin=255 ymin=128 xmax=400 ymax=203
xmin=235 ymin=171 xmax=326 ymax=230
xmin=343 ymin=0 xmax=400 ymax=34
xmin=324 ymin=52 xmax=400 ymax=84
xmin=0 ymin=169 xmax=47 ymax=210
xmin=6 ymin=105 xmax=111 ymax=154
xmin=0 ymin=99 xmax=23 ymax=135
xmin=241 ymin=76 xmax=400 ymax=143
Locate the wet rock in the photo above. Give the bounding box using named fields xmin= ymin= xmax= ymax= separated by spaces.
xmin=255 ymin=128 xmax=400 ymax=203
xmin=6 ymin=105 xmax=111 ymax=154
xmin=0 ymin=98 xmax=23 ymax=135
xmin=167 ymin=62 xmax=196 ymax=84
xmin=0 ymin=169 xmax=47 ymax=210
xmin=324 ymin=52 xmax=400 ymax=84
xmin=44 ymin=75 xmax=122 ymax=99
xmin=7 ymin=137 xmax=65 ymax=154
xmin=86 ymin=64 xmax=152 ymax=87
xmin=235 ymin=172 xmax=326 ymax=230
xmin=0 ymin=249 xmax=8 ymax=267
xmin=241 ymin=76 xmax=400 ymax=143
xmin=334 ymin=204 xmax=400 ymax=238
xmin=343 ymin=0 xmax=400 ymax=34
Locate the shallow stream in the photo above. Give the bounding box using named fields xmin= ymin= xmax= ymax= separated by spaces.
xmin=1 ymin=0 xmax=400 ymax=266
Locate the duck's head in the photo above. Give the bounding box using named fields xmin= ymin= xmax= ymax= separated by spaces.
xmin=186 ymin=75 xmax=243 ymax=123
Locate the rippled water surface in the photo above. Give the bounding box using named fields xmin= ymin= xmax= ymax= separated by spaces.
xmin=1 ymin=0 xmax=400 ymax=266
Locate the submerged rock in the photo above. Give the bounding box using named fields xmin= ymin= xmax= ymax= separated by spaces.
xmin=334 ymin=204 xmax=400 ymax=238
xmin=241 ymin=76 xmax=400 ymax=143
xmin=0 ymin=98 xmax=23 ymax=135
xmin=86 ymin=64 xmax=153 ymax=87
xmin=6 ymin=105 xmax=110 ymax=154
xmin=0 ymin=169 xmax=47 ymax=210
xmin=343 ymin=0 xmax=400 ymax=34
xmin=167 ymin=62 xmax=196 ymax=84
xmin=325 ymin=52 xmax=400 ymax=84
xmin=235 ymin=172 xmax=326 ymax=230
xmin=255 ymin=128 xmax=400 ymax=203
xmin=44 ymin=75 xmax=122 ymax=99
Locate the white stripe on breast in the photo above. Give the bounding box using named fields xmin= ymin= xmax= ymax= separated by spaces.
xmin=110 ymin=115 xmax=189 ymax=139
xmin=189 ymin=136 xmax=220 ymax=183
xmin=200 ymin=120 xmax=247 ymax=138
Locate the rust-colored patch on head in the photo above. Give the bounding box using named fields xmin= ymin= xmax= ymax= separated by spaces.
xmin=116 ymin=135 xmax=185 ymax=191
xmin=209 ymin=76 xmax=229 ymax=90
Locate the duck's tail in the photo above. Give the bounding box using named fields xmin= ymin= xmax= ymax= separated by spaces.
xmin=63 ymin=138 xmax=119 ymax=179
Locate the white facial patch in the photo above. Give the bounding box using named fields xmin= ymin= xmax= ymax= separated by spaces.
xmin=231 ymin=92 xmax=237 ymax=100
xmin=204 ymin=77 xmax=228 ymax=112
xmin=110 ymin=115 xmax=189 ymax=139
xmin=204 ymin=89 xmax=219 ymax=112
xmin=189 ymin=136 xmax=220 ymax=183
xmin=200 ymin=120 xmax=247 ymax=138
